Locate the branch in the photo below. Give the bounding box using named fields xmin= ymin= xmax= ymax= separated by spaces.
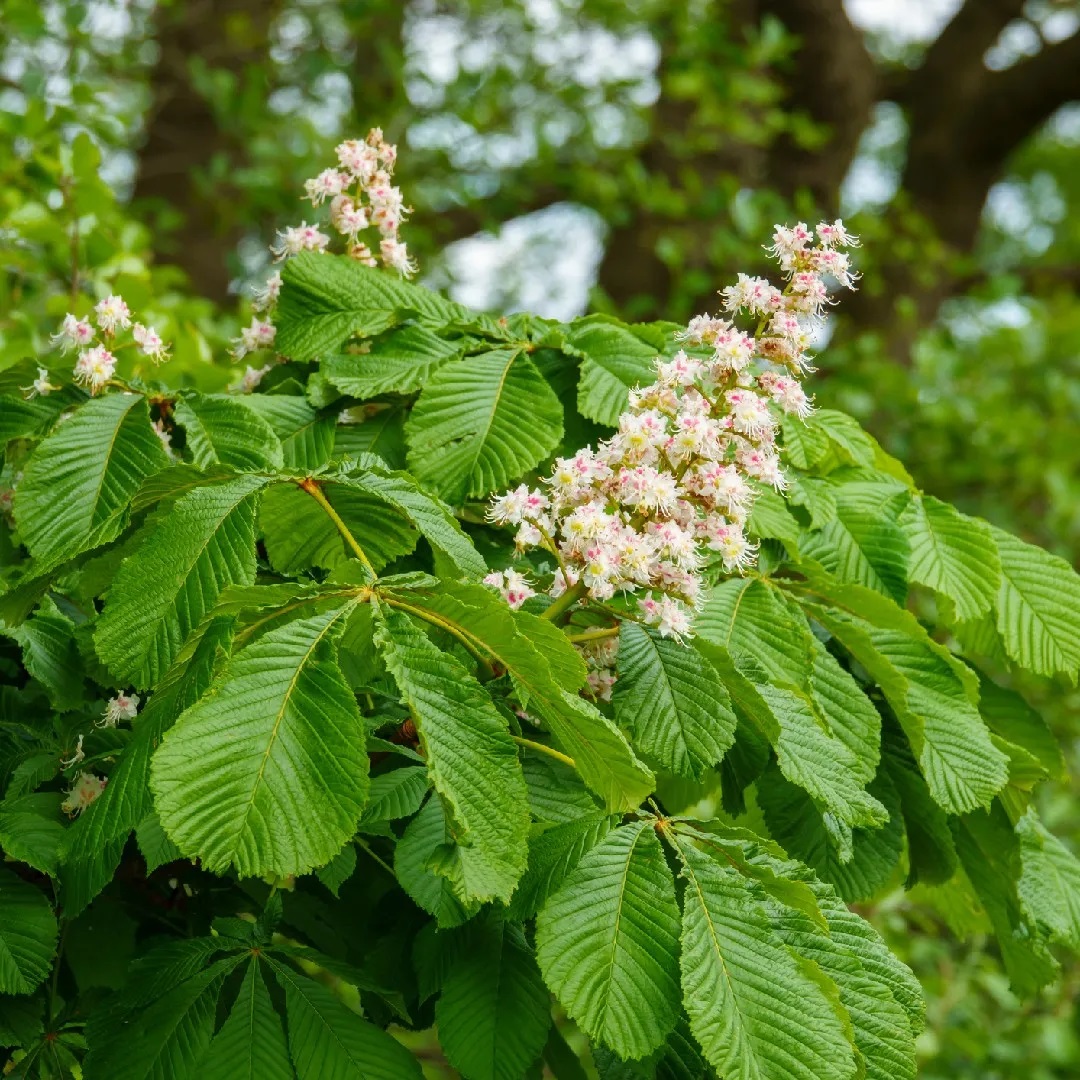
xmin=897 ymin=0 xmax=1027 ymax=107
xmin=760 ymin=0 xmax=878 ymax=206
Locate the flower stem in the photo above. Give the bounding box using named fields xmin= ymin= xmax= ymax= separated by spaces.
xmin=540 ymin=580 xmax=588 ymax=622
xmin=567 ymin=626 xmax=620 ymax=644
xmin=297 ymin=477 xmax=377 ymax=580
xmin=510 ymin=734 xmax=576 ymax=770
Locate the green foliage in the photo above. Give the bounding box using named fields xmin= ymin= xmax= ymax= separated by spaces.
xmin=3 ymin=240 xmax=1080 ymax=1080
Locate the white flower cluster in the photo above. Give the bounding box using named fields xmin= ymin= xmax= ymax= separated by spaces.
xmin=486 ymin=220 xmax=859 ymax=639
xmin=61 ymin=771 xmax=107 ymax=816
xmin=233 ymin=128 xmax=414 ymax=362
xmin=45 ymin=296 xmax=170 ymax=395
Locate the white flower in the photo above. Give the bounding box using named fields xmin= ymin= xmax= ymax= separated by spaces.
xmin=303 ymin=168 xmax=350 ymax=205
xmin=60 ymin=734 xmax=85 ymax=769
xmin=270 ymin=222 xmax=331 ymax=260
xmin=231 ymin=318 xmax=277 ymax=360
xmin=51 ymin=313 xmax=95 ymax=352
xmin=73 ymin=346 xmax=117 ymax=393
xmin=94 ymin=294 xmax=131 ymax=332
xmin=252 ymin=271 xmax=283 ymax=312
xmin=61 ymin=771 xmax=107 ymax=816
xmin=22 ymin=367 xmax=57 ymax=399
xmin=99 ymin=692 xmax=140 ymax=729
xmin=133 ymin=323 xmax=170 ymax=363
xmin=236 ymin=364 xmax=272 ymax=393
xmin=379 ymin=237 xmax=416 ymax=277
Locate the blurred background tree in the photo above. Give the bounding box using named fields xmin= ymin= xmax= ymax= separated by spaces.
xmin=3 ymin=0 xmax=1080 ymax=1075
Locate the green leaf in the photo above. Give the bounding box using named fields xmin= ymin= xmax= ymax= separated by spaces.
xmin=199 ymin=958 xmax=293 ymax=1080
xmin=0 ymin=793 xmax=65 ymax=877
xmin=808 ymin=410 xmax=876 ymax=468
xmin=436 ymin=917 xmax=552 ymax=1080
xmin=536 ymin=821 xmax=681 ymax=1060
xmin=811 ymin=609 xmax=1008 ymax=814
xmin=379 ymin=584 xmax=649 ymax=811
xmin=61 ymin=616 xmax=235 ymax=916
xmin=521 ymin=750 xmax=601 ymax=825
xmin=3 ymin=597 xmax=85 ymax=710
xmin=508 ymin=814 xmax=615 ymax=921
xmin=405 ymin=349 xmax=563 ymax=503
xmin=270 ymin=955 xmax=424 ymax=1079
xmin=374 ymin=605 xmax=529 ymax=904
xmin=13 ymin=394 xmax=169 ymax=566
xmin=316 ymin=843 xmax=357 ymax=897
xmin=84 ymin=957 xmax=239 ymax=1080
xmin=360 ymin=767 xmax=429 ymax=826
xmin=763 ymin=871 xmax=917 ymax=1080
xmin=0 ymin=867 xmax=57 ymax=994
xmin=1016 ymin=807 xmax=1080 ymax=949
xmin=95 ymin=474 xmax=264 ymax=688
xmin=993 ymin=525 xmax=1080 ymax=680
xmin=151 ymin=606 xmax=369 ymax=877
xmin=671 ymin=836 xmax=857 ymax=1080
xmin=612 ymin=623 xmax=736 ymax=779
xmin=174 ymin=393 xmax=284 ymax=471
xmin=322 ymin=325 xmax=464 ymax=397
xmin=395 ymin=796 xmax=481 ymax=927
xmin=260 ymin=481 xmax=417 ymax=575
xmin=701 ymin=643 xmax=886 ymax=830
xmin=276 ymin=251 xmax=477 ymax=360
xmin=242 ymin=396 xmax=336 ymax=470
xmin=956 ymin=807 xmax=1059 ymax=994
xmin=799 ymin=489 xmax=908 ymax=603
xmin=569 ymin=316 xmax=659 ymax=427
xmin=900 ymin=495 xmax=999 ymax=621
xmin=758 ymin=766 xmax=904 ymax=902
xmin=978 ymin=676 xmax=1065 ymax=781
xmin=335 ymin=467 xmax=486 ymax=578
xmin=135 ymin=811 xmax=183 ymax=873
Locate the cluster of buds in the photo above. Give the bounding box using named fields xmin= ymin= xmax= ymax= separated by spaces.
xmin=61 ymin=771 xmax=107 ymax=816
xmin=487 ymin=221 xmax=859 ymax=640
xmin=45 ymin=296 xmax=170 ymax=395
xmin=233 ymin=128 xmax=413 ymax=361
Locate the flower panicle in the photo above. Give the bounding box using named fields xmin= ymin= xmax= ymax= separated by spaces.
xmin=485 ymin=220 xmax=859 ymax=652
xmin=46 ymin=298 xmax=172 ymax=396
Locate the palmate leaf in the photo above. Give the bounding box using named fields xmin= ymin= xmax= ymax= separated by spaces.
xmin=612 ymin=623 xmax=737 ymax=779
xmin=322 ymin=325 xmax=465 ymax=397
xmin=151 ymin=606 xmax=370 ymax=877
xmin=198 ymin=958 xmax=293 ymax=1080
xmin=61 ymin=616 xmax=235 ymax=917
xmin=13 ymin=393 xmax=169 ymax=567
xmin=275 ymin=251 xmax=479 ymax=361
xmin=173 ymin=393 xmax=285 ymax=471
xmin=435 ymin=916 xmax=552 ymax=1080
xmin=405 ymin=348 xmax=563 ymax=503
xmin=536 ymin=820 xmax=682 ymax=1060
xmin=670 ymin=834 xmax=858 ymax=1080
xmin=95 ymin=474 xmax=265 ymax=688
xmin=992 ymin=525 xmax=1080 ymax=680
xmin=0 ymin=867 xmax=57 ymax=995
xmin=381 ymin=584 xmax=651 ymax=811
xmin=899 ymin=495 xmax=999 ymax=621
xmin=84 ymin=957 xmax=240 ymax=1080
xmin=374 ymin=605 xmax=530 ymax=904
